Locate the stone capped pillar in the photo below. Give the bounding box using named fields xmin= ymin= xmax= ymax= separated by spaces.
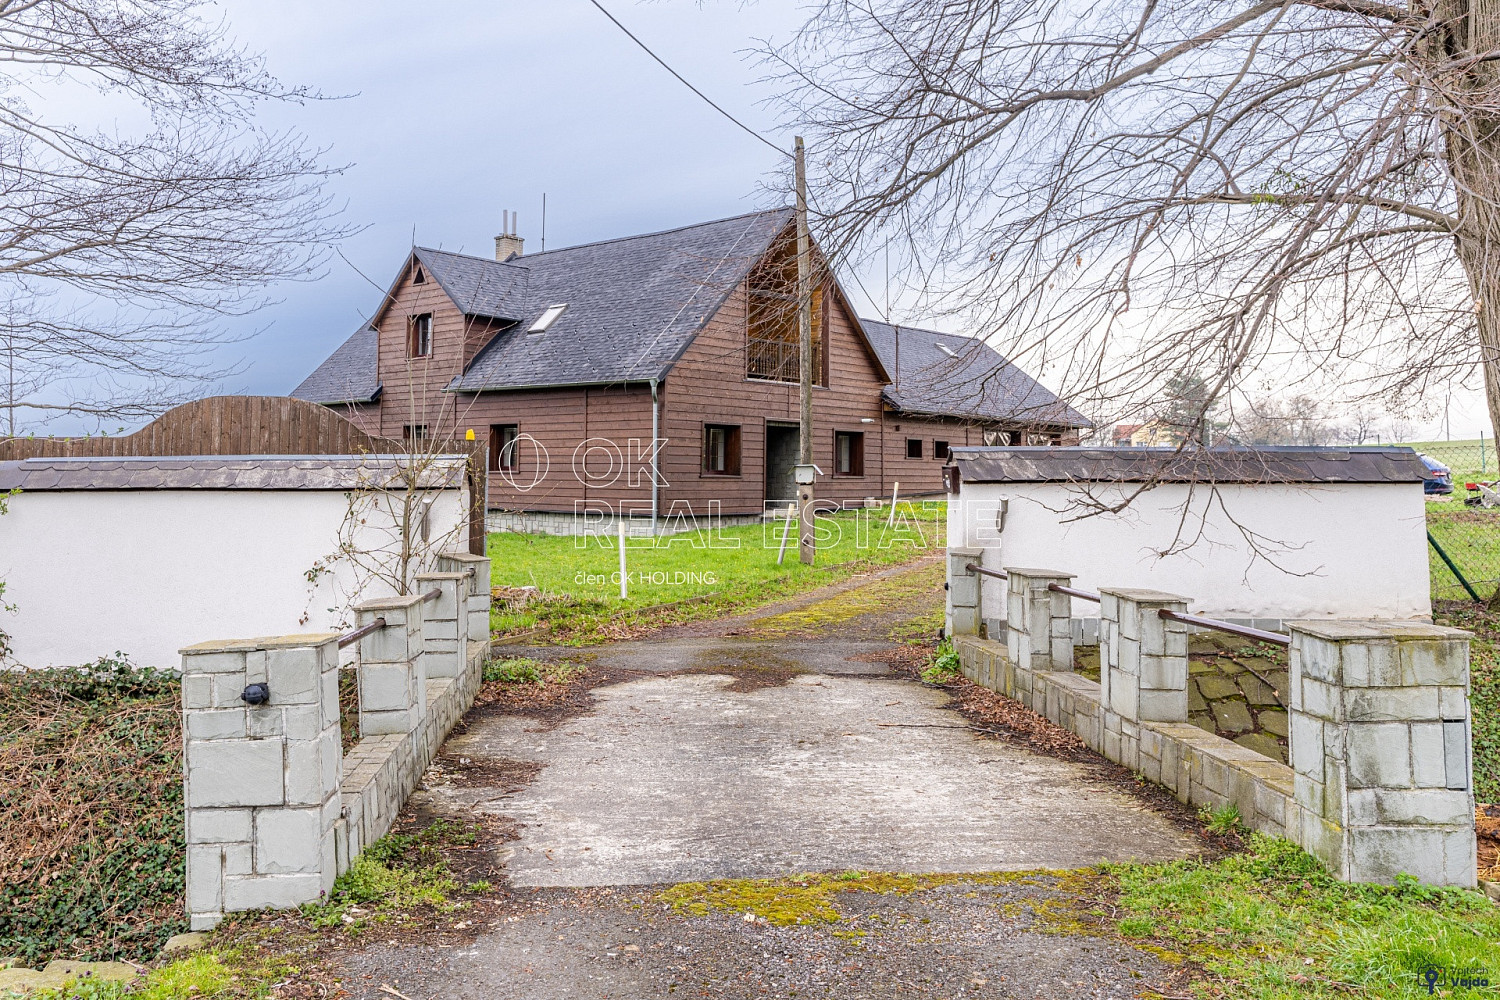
xmin=181 ymin=633 xmax=342 ymax=930
xmin=1288 ymin=620 xmax=1475 ymax=887
xmin=946 ymin=546 xmax=983 ymax=637
xmin=437 ymin=550 xmax=492 ymax=645
xmin=1099 ymin=588 xmax=1190 ymax=769
xmin=1005 ymin=568 xmax=1074 ymax=672
xmin=413 ymin=572 xmax=466 ymax=679
xmin=354 ymin=593 xmax=427 ymax=736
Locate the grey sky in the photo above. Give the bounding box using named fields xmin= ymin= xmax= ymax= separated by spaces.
xmin=217 ymin=0 xmax=809 ymax=398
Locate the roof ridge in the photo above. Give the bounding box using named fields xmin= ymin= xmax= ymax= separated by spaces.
xmin=860 ymin=317 xmax=982 ymax=345
xmin=414 ymin=206 xmax=794 ymax=267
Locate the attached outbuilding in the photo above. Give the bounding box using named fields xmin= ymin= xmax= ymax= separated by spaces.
xmin=0 ymin=454 xmax=470 ymax=670
xmin=946 ymin=446 xmax=1432 ymax=628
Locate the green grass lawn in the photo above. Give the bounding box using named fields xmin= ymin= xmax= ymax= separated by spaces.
xmin=1111 ymin=834 xmax=1500 ymax=999
xmin=487 ymin=505 xmax=945 ymax=643
xmin=1427 ymin=505 xmax=1500 ymax=603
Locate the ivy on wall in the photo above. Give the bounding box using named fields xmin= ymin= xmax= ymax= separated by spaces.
xmin=0 ymin=657 xmax=186 ymax=964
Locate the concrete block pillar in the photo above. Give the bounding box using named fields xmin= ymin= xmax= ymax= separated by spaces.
xmin=1005 ymin=568 xmax=1074 ymax=672
xmin=946 ymin=546 xmax=983 ymax=637
xmin=414 ymin=572 xmax=466 ymax=679
xmin=1100 ymin=588 xmax=1190 ymax=725
xmin=1288 ymin=620 xmax=1476 ymax=887
xmin=437 ymin=550 xmax=492 ymax=645
xmin=181 ymin=632 xmax=343 ymax=930
xmin=353 ymin=593 xmax=427 ymax=736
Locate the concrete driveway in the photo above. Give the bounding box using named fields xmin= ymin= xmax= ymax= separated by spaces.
xmin=334 ymin=559 xmax=1201 ymax=998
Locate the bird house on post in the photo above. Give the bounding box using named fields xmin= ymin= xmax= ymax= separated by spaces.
xmin=794 ymin=464 xmax=822 ymax=486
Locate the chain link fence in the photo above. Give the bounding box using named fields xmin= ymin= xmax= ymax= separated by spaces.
xmin=1415 ymin=439 xmax=1500 ymax=603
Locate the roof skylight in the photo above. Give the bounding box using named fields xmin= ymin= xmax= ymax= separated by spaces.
xmin=529 ymin=304 xmax=568 ymax=334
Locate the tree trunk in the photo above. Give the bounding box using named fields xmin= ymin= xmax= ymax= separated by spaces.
xmin=1443 ymin=1 xmax=1500 ymax=449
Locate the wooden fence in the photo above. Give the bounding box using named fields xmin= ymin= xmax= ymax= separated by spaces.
xmin=0 ymin=396 xmax=486 ymax=554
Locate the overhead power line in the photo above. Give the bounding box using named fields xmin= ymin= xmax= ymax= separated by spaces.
xmin=584 ymin=0 xmax=895 ymax=325
xmin=585 ymin=0 xmax=789 ymax=158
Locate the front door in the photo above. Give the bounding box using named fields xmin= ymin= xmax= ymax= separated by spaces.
xmin=765 ymin=423 xmax=800 ymax=504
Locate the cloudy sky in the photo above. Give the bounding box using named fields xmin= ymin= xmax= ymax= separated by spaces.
xmin=214 ymin=0 xmax=813 ymax=398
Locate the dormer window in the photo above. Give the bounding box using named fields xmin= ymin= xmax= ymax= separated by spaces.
xmin=408 ymin=313 xmax=433 ymax=358
xmin=529 ymin=304 xmax=568 ymax=335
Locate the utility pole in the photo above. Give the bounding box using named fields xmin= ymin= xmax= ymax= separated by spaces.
xmin=795 ymin=136 xmax=816 ymax=565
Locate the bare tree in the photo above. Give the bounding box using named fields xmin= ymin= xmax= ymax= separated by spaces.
xmin=0 ymin=0 xmax=344 ymax=433
xmin=767 ymin=1 xmax=1500 ymax=441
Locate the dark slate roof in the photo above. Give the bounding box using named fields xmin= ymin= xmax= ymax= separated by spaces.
xmin=448 ymin=208 xmax=795 ymax=390
xmin=952 ymin=446 xmax=1429 ymax=484
xmin=860 ymin=320 xmax=1090 ymax=428
xmin=290 ymin=325 xmax=381 ymax=405
xmin=0 ymin=455 xmax=466 ymax=491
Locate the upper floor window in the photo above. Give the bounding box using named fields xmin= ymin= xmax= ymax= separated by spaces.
xmin=408 ymin=313 xmax=433 ymax=358
xmin=934 ymin=440 xmax=950 ymax=460
xmin=834 ymin=430 xmax=864 ymax=477
xmin=745 ymin=236 xmax=828 ymax=385
xmin=702 ymin=424 xmax=742 ymax=476
xmin=905 ymin=438 xmax=923 ymax=459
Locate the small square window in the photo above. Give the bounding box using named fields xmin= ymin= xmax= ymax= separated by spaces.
xmin=491 ymin=424 xmax=519 ymax=472
xmin=702 ymin=424 xmax=742 ymax=475
xmin=906 ymin=438 xmax=923 ymax=459
xmin=934 ymin=440 xmax=950 ymax=460
xmin=834 ymin=431 xmax=864 ymax=477
xmin=408 ymin=313 xmax=433 ymax=358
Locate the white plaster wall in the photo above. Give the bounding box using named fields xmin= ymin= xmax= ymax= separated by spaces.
xmin=948 ymin=480 xmax=1430 ymax=620
xmin=0 ymin=488 xmax=468 ymax=670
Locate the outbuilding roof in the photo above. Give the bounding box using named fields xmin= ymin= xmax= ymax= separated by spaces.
xmin=0 ymin=455 xmax=467 ymax=491
xmin=951 ymin=446 xmax=1430 ymax=484
xmin=861 ymin=320 xmax=1091 ymax=428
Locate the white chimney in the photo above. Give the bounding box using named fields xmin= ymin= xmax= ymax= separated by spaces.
xmin=495 ymin=209 xmax=524 ymax=261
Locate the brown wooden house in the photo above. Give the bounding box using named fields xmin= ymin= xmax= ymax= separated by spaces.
xmin=293 ymin=208 xmax=1087 ymax=526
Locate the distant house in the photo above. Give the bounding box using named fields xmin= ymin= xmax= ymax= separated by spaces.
xmin=293 ymin=208 xmax=1088 ymax=525
xmin=1113 ymin=420 xmax=1179 ymax=447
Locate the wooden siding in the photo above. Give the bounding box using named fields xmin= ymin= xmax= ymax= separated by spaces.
xmin=659 ymin=277 xmax=891 ymax=515
xmin=454 ymin=384 xmax=657 ymax=514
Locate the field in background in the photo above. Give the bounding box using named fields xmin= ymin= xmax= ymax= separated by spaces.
xmin=487 ymin=505 xmax=945 ymax=642
xmin=1403 ymin=437 xmax=1497 ymax=483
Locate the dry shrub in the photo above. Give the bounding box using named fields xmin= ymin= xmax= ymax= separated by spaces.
xmin=0 ymin=656 xmax=186 ymax=964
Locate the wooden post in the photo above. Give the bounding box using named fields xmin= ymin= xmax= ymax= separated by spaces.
xmin=795 ymin=136 xmax=815 ymax=565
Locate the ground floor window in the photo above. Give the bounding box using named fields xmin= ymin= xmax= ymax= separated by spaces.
xmin=906 ymin=438 xmax=923 ymax=459
xmin=490 ymin=424 xmax=519 ymax=471
xmin=934 ymin=440 xmax=950 ymax=460
xmin=702 ymin=423 xmax=742 ymax=475
xmin=983 ymin=429 xmax=1011 ymax=446
xmin=834 ymin=430 xmax=865 ymax=476
xmin=403 ymin=424 xmax=428 ymax=442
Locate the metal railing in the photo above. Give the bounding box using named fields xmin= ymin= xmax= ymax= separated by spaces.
xmin=965 ymin=562 xmax=1008 ymax=581
xmin=964 ymin=561 xmax=1291 ymax=645
xmin=335 ymin=587 xmax=443 ymax=649
xmin=1159 ymin=608 xmax=1291 ymax=647
xmin=1048 ymin=582 xmax=1101 ymax=604
xmin=338 ymin=617 xmax=385 ymax=649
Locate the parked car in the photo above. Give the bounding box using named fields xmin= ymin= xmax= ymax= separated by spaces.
xmin=1420 ymin=453 xmax=1453 ymax=495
